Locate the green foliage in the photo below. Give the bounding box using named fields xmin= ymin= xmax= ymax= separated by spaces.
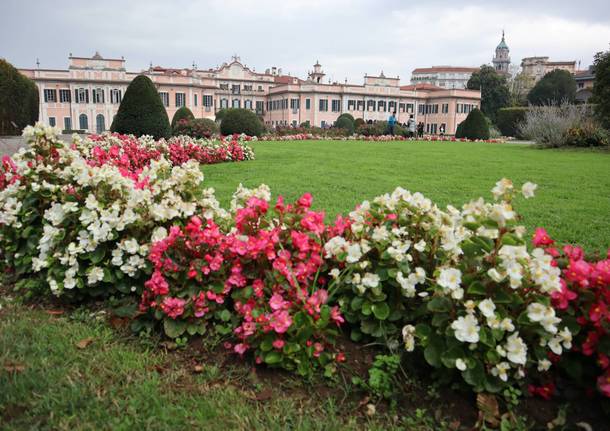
xmin=564 ymin=123 xmax=609 ymax=147
xmin=335 ymin=114 xmax=355 ymax=135
xmin=171 ymin=106 xmax=195 ymax=129
xmin=173 ymin=118 xmax=218 ymax=139
xmin=299 ymin=120 xmax=310 ymax=128
xmin=336 ymin=113 xmax=355 ymax=123
xmin=0 ymin=58 xmax=39 ymax=135
xmin=455 ymin=108 xmax=490 ymax=140
xmin=110 ymin=75 xmax=171 ymax=139
xmin=354 ymin=118 xmax=365 ymax=128
xmin=220 ymin=108 xmax=264 ymax=137
xmin=467 ymin=65 xmax=510 ymax=123
xmin=496 ymin=107 xmax=528 ymax=137
xmin=527 ymin=70 xmax=577 ymax=106
xmin=215 ymin=108 xmax=229 ymax=123
xmin=352 ymin=354 xmax=401 ymax=399
xmin=591 ymin=49 xmax=610 ymax=129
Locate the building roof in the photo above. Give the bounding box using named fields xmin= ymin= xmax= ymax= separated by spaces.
xmin=400 ymin=83 xmax=444 ymax=91
xmin=273 ymin=75 xmax=304 ymax=85
xmin=546 ymin=61 xmax=576 ymax=66
xmin=411 ymin=66 xmax=478 ymax=74
xmin=496 ymin=32 xmax=509 ymax=50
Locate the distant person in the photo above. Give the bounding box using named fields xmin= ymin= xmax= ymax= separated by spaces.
xmin=417 ymin=122 xmax=424 ymax=138
xmin=407 ymin=115 xmax=416 ymax=138
xmin=388 ymin=111 xmax=397 ymax=136
xmin=439 ymin=124 xmax=445 ymax=136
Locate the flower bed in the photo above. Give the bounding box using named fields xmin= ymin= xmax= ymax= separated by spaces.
xmin=257 ymin=133 xmax=505 ymax=143
xmin=1 ymin=124 xmax=608 ymax=404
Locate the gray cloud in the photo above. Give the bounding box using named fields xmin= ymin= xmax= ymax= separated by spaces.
xmin=1 ymin=0 xmax=609 ymax=83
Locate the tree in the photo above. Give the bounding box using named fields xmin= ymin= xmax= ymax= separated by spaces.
xmin=455 ymin=108 xmax=490 ymax=140
xmin=0 ymin=59 xmax=39 ymax=135
xmin=171 ymin=106 xmax=194 ymax=129
xmin=220 ymin=108 xmax=264 ymax=136
xmin=591 ymin=49 xmax=610 ymax=129
xmin=496 ymin=107 xmax=528 ymax=137
xmin=527 ymin=69 xmax=576 ymax=106
xmin=467 ymin=65 xmax=510 ymax=124
xmin=110 ymin=75 xmax=171 ymax=139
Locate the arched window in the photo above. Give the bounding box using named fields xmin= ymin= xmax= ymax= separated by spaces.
xmin=79 ymin=114 xmax=88 ymax=130
xmin=96 ymin=114 xmax=105 ymax=133
xmin=232 ymin=99 xmax=240 ymax=108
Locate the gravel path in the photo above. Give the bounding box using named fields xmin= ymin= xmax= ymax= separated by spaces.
xmin=0 ymin=134 xmax=83 ymax=157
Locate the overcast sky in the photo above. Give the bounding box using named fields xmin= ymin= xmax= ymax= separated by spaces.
xmin=2 ymin=0 xmax=610 ymax=83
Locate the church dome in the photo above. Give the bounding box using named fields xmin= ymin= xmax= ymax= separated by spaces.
xmin=496 ymin=32 xmax=509 ymax=50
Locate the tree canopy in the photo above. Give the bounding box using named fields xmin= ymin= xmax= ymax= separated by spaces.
xmin=527 ymin=69 xmax=576 ymax=106
xmin=591 ymin=49 xmax=610 ymax=129
xmin=466 ymin=65 xmax=510 ymax=124
xmin=0 ymin=59 xmax=39 ymax=135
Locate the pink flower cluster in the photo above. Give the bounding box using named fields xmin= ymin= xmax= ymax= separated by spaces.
xmin=141 ymin=193 xmax=345 ymax=372
xmin=533 ymin=228 xmax=610 ymax=397
xmin=0 ymin=155 xmax=21 ymax=191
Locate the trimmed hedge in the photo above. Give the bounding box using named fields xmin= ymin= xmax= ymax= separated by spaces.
xmin=335 ymin=114 xmax=355 ymax=134
xmin=0 ymin=59 xmax=39 ymax=135
xmin=220 ymin=108 xmax=264 ymax=137
xmin=215 ymin=109 xmax=229 ymax=123
xmin=455 ymin=108 xmax=490 ymax=140
xmin=497 ymin=107 xmax=528 ymax=138
xmin=171 ymin=106 xmax=195 ymax=129
xmin=173 ymin=118 xmax=218 ymax=139
xmin=111 ymin=75 xmax=171 ymax=139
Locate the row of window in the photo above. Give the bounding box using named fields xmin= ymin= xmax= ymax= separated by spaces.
xmin=47 ymin=113 xmax=107 ymax=133
xmin=417 ymin=103 xmax=452 ymax=114
xmin=219 ymin=83 xmax=264 ymax=93
xmin=425 ymin=123 xmax=447 ymax=134
xmin=456 ymin=103 xmax=477 ymax=114
xmin=43 ymin=88 xmax=123 ymax=104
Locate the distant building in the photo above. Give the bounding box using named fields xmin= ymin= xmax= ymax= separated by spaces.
xmin=574 ymin=65 xmax=595 ymax=103
xmin=19 ymin=53 xmax=481 ymax=135
xmin=410 ymin=66 xmax=478 ymax=89
xmin=520 ymin=57 xmax=577 ymax=83
xmin=492 ymin=31 xmax=511 ymax=75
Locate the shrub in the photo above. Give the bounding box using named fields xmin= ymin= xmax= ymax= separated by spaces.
xmin=220 ymin=108 xmax=264 ymax=137
xmin=335 ymin=115 xmax=355 ymax=135
xmin=455 ymin=121 xmax=465 ymax=138
xmin=173 ymin=118 xmax=218 ymax=139
xmin=354 ymin=118 xmax=365 ymax=128
xmin=300 ymin=121 xmax=310 ymax=128
xmin=519 ymin=103 xmax=599 ymax=148
xmin=326 ymin=179 xmax=572 ymax=393
xmin=171 ymin=107 xmax=195 ymax=129
xmin=111 ymin=75 xmax=171 ymax=139
xmin=497 ymin=107 xmax=528 ymax=138
xmin=564 ymin=123 xmax=609 ymax=147
xmin=215 ymin=109 xmax=229 ymax=123
xmin=0 ymin=59 xmax=39 ymax=135
xmin=456 ymin=108 xmax=490 ymax=140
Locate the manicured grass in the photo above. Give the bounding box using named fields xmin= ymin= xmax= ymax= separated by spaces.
xmin=2 ymin=300 xmax=417 ymax=430
xmin=203 ymin=140 xmax=610 ymax=253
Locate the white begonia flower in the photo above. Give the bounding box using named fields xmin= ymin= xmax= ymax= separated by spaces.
xmin=477 ymin=299 xmax=496 ymax=318
xmin=346 ymin=243 xmax=363 ymax=263
xmin=464 ymin=300 xmax=476 ymax=313
xmin=151 ymin=226 xmax=168 ymax=243
xmin=526 ymin=303 xmax=547 ymax=322
xmin=491 ymin=362 xmax=511 ymax=382
xmin=538 ymin=359 xmax=552 ymax=372
xmin=402 ymin=324 xmax=416 ymax=352
xmin=487 ymin=268 xmax=505 ymax=283
xmin=87 ymin=266 xmax=104 ymax=285
xmin=361 ymin=273 xmax=380 ymax=289
xmin=451 ymin=314 xmax=480 ymax=344
xmin=123 ymin=238 xmax=139 ymax=254
xmin=500 ymin=318 xmax=515 ymax=332
xmin=414 ymin=240 xmax=426 ymax=252
xmin=437 ymin=268 xmax=462 ymax=291
xmin=491 ymin=178 xmax=513 ymax=200
xmin=329 ymin=268 xmax=340 ymax=279
xmin=521 ymin=182 xmax=537 ymax=199
xmin=371 ymin=225 xmax=390 ymax=242
xmin=455 ymin=358 xmax=467 ymax=371
xmin=504 ymin=332 xmax=527 ymax=365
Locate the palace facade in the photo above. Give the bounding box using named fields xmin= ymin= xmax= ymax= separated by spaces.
xmin=19 ymin=53 xmax=481 ymax=135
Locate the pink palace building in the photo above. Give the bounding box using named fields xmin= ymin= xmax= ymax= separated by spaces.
xmin=19 ymin=53 xmax=481 ymax=135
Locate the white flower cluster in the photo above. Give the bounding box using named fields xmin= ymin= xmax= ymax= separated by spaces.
xmin=1 ymin=124 xmax=227 ymax=295
xmin=230 ymin=183 xmax=271 ymax=211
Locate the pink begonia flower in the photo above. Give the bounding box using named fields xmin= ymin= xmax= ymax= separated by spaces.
xmin=551 ymin=280 xmax=577 ymax=310
xmin=145 ymin=270 xmax=169 ymax=296
xmin=297 ymin=192 xmax=313 ymax=208
xmin=564 ymin=259 xmax=591 ymax=287
xmin=300 ymin=211 xmax=325 ymax=235
xmin=307 ymin=290 xmax=328 ymax=313
xmin=330 ymin=306 xmax=345 ymax=325
xmin=161 ymin=297 xmax=186 ymax=319
xmin=269 ymin=310 xmax=292 ymax=334
xmin=563 ymin=245 xmax=584 ymax=261
xmin=532 ymin=228 xmax=554 ymax=247
xmin=269 ymin=293 xmax=289 ymax=311
xmin=272 ymin=339 xmax=285 ymax=349
xmin=234 ymin=343 xmax=248 ymax=355
xmin=597 ymin=371 xmax=610 ymax=398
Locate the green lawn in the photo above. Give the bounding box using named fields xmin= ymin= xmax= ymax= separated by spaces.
xmin=204 ymin=140 xmax=610 ymax=253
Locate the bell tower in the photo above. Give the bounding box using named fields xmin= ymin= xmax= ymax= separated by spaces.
xmin=492 ymin=30 xmax=511 ymax=76
xmin=307 ymin=60 xmax=326 ymax=83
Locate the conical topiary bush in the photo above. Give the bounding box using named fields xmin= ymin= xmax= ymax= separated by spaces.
xmin=111 ymin=75 xmax=171 ymax=139
xmin=171 ymin=106 xmax=195 ymax=129
xmin=456 ymin=108 xmax=490 ymax=140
